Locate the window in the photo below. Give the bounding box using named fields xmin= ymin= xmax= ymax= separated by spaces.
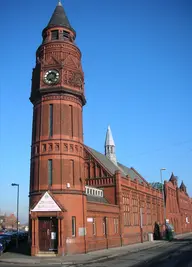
xmin=132 ymin=196 xmax=139 ymax=226
xmin=30 ymin=160 xmax=35 ymax=190
xmin=63 ymin=30 xmax=69 ymax=39
xmin=32 ymin=109 xmax=37 ymax=142
xmin=49 ymin=104 xmax=53 ymax=137
xmin=147 ymin=202 xmax=152 ymax=225
xmin=70 ymin=160 xmax=75 ymax=185
xmin=72 ymin=216 xmax=76 ymax=237
xmin=48 ymin=159 xmax=53 ymax=186
xmin=93 ymin=218 xmax=96 ymax=235
xmin=51 ymin=30 xmax=59 ymax=40
xmin=123 ymin=193 xmax=131 ymax=226
xmin=103 ymin=217 xmax=107 ymax=235
xmin=114 ymin=218 xmax=118 ymax=233
xmin=69 ymin=105 xmax=73 ymax=137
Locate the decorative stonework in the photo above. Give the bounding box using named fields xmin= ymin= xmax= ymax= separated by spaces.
xmin=48 ymin=143 xmax=53 ymax=151
xmin=55 ymin=143 xmax=59 ymax=151
xmin=42 ymin=144 xmax=46 ymax=152
xmin=42 ymin=95 xmax=82 ymax=105
xmin=33 ymin=141 xmax=84 ymax=155
xmin=75 ymin=145 xmax=78 ymax=152
xmin=70 ymin=144 xmax=74 ymax=152
xmin=63 ymin=70 xmax=84 ymax=88
xmin=37 ymin=44 xmax=81 ymax=66
xmin=64 ymin=143 xmax=68 ymax=151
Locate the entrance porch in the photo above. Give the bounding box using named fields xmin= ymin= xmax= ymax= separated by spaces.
xmin=30 ymin=211 xmax=64 ymax=256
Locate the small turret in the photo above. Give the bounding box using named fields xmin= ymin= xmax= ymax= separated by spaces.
xmin=180 ymin=181 xmax=187 ymax=193
xmin=169 ymin=172 xmax=178 ymax=187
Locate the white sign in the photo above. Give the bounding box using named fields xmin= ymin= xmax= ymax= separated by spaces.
xmin=51 ymin=232 xmax=56 ymax=240
xmin=31 ymin=192 xmax=61 ymax=212
xmin=79 ymin=227 xmax=86 ymax=236
xmin=87 ymin=218 xmax=93 ymax=222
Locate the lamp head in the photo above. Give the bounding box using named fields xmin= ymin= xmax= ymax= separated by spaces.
xmin=11 ymin=183 xmax=19 ymax=186
xmin=160 ymin=168 xmax=166 ymax=171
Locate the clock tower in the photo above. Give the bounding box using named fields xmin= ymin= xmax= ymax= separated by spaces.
xmin=29 ymin=1 xmax=87 ymax=256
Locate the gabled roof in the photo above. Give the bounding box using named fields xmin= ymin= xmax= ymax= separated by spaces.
xmin=86 ymin=146 xmax=120 ymax=175
xmin=180 ymin=181 xmax=187 ymax=191
xmin=85 ymin=146 xmax=148 ymax=185
xmin=31 ymin=191 xmax=66 ymax=212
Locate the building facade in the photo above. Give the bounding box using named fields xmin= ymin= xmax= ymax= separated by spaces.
xmin=29 ymin=1 xmax=192 ymax=256
xmin=165 ymin=174 xmax=192 ymax=234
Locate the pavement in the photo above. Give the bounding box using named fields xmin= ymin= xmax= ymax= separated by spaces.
xmin=0 ymin=232 xmax=191 ymax=266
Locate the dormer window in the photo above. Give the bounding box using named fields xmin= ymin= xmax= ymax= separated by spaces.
xmin=51 ymin=30 xmax=59 ymax=40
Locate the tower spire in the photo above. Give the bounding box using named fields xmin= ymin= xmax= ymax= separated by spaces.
xmin=45 ymin=0 xmax=74 ymax=33
xmin=105 ymin=125 xmax=117 ymax=164
xmin=58 ymin=0 xmax=62 ymax=6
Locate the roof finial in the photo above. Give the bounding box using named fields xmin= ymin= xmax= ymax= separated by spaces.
xmin=58 ymin=0 xmax=62 ymax=6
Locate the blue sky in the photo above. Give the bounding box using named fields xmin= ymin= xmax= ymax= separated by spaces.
xmin=0 ymin=0 xmax=191 ymax=223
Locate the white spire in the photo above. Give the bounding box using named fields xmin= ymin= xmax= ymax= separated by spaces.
xmin=105 ymin=125 xmax=117 ymax=164
xmin=105 ymin=125 xmax=115 ymax=146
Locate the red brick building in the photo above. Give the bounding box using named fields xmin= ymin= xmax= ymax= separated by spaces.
xmin=165 ymin=174 xmax=192 ymax=234
xmin=29 ymin=1 xmax=191 ymax=256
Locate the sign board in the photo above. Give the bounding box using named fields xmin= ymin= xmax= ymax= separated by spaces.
xmin=79 ymin=227 xmax=86 ymax=236
xmin=31 ymin=192 xmax=61 ymax=212
xmin=87 ymin=218 xmax=93 ymax=222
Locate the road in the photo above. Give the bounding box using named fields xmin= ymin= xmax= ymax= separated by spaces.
xmin=0 ymin=236 xmax=192 ymax=267
xmin=83 ymin=238 xmax=192 ymax=267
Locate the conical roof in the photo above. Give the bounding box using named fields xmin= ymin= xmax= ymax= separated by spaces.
xmin=105 ymin=126 xmax=115 ymax=147
xmin=170 ymin=172 xmax=176 ymax=181
xmin=180 ymin=180 xmax=186 ymax=189
xmin=47 ymin=1 xmax=73 ymax=30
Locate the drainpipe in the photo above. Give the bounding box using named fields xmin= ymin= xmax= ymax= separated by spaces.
xmin=80 ymin=177 xmax=87 ymax=253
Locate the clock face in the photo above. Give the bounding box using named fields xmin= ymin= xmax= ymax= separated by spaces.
xmin=44 ymin=70 xmax=60 ymax=85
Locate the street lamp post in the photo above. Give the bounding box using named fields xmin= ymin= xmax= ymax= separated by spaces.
xmin=160 ymin=169 xmax=166 ymax=224
xmin=11 ymin=183 xmax=19 ymax=248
